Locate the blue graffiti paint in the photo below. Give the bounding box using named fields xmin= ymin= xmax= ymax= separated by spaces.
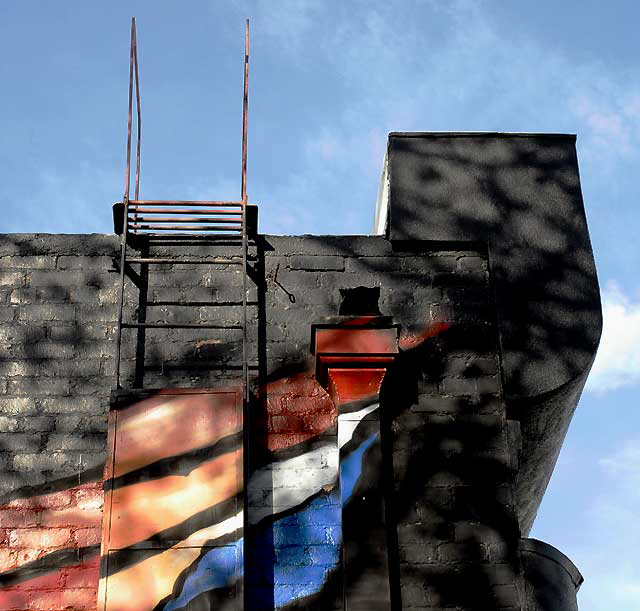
xmin=272 ymin=489 xmax=341 ymax=609
xmin=162 ymin=541 xmax=242 ymax=611
xmin=340 ymin=433 xmax=378 ymax=502
xmin=164 ymin=432 xmax=378 ymax=609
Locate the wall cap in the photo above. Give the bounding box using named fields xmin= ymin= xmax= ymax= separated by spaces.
xmin=519 ymin=537 xmax=584 ymax=590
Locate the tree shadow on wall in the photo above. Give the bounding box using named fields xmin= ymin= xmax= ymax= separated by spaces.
xmin=304 ymin=134 xmax=602 ymax=534
xmin=0 ymin=235 xmax=118 ymax=506
xmin=0 ymin=235 xmax=119 ymax=596
xmin=247 ymin=320 xmax=521 ymax=611
xmin=379 ymin=326 xmax=521 ymax=610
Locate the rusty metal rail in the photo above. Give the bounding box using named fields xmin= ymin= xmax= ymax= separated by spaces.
xmin=125 ymin=200 xmax=244 ymax=236
xmin=129 ymin=204 xmax=242 ymax=208
xmin=114 ymin=18 xmax=254 ymax=402
xmin=127 ymin=258 xmax=243 ymax=265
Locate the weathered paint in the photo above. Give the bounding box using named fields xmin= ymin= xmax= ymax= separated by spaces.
xmin=249 ymin=320 xmax=399 ymax=608
xmin=0 ymin=320 xmax=451 ymax=610
xmin=99 ymin=388 xmax=243 ymax=611
xmin=2 ymin=162 xmax=590 ymax=609
xmin=0 ymin=482 xmax=103 ymax=610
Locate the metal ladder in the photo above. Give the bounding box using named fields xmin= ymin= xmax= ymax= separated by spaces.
xmin=113 ymin=18 xmax=252 ymax=401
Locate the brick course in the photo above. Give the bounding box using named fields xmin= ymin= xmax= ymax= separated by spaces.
xmin=0 ymin=234 xmax=523 ymax=610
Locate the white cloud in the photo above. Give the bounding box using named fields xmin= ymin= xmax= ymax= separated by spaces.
xmin=575 ymin=442 xmax=640 ymax=611
xmin=580 ymin=572 xmax=640 ymax=611
xmin=305 ymin=128 xmax=341 ymax=162
xmin=15 ymin=165 xmax=118 ymax=234
xmin=228 ymin=0 xmax=640 ymax=235
xmin=624 ymin=96 xmax=640 ymax=119
xmin=573 ymin=96 xmax=633 ymax=155
xmin=600 ymin=439 xmax=640 ymax=497
xmin=586 ymin=282 xmax=640 ymax=393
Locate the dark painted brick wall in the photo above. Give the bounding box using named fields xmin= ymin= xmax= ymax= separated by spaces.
xmin=0 ymin=233 xmax=524 ymax=610
xmin=0 ymin=237 xmax=119 ymax=504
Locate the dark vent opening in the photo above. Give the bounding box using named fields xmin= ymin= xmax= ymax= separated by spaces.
xmin=339 ymin=287 xmax=381 ymax=316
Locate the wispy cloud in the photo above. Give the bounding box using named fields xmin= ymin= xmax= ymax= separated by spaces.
xmin=576 ymin=441 xmax=640 ymax=610
xmin=586 ymin=282 xmax=640 ymax=393
xmin=580 ymin=570 xmax=640 ymax=611
xmin=600 ymin=438 xmax=640 ymax=496
xmin=2 ymin=163 xmax=118 ymax=234
xmin=573 ymin=96 xmax=633 ymax=155
xmin=227 ymin=0 xmax=640 ymax=235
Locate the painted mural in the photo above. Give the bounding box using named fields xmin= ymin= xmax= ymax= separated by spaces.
xmin=0 ymin=481 xmax=103 ymax=611
xmin=102 ymin=378 xmax=385 ymax=611
xmin=0 ymin=321 xmax=449 ymax=610
xmin=99 ymin=388 xmax=244 ymax=611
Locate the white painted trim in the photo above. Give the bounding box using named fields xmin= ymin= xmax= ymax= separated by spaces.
xmin=372 ymin=152 xmax=389 ymax=236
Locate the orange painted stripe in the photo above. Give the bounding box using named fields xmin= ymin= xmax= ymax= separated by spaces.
xmin=106 ymin=449 xmax=242 ymax=550
xmin=0 ymin=554 xmax=99 ymax=610
xmin=327 ymin=369 xmax=387 ymax=405
xmin=399 ymin=322 xmax=451 ymax=349
xmin=112 ymin=392 xmax=241 ymax=478
xmin=315 ymin=327 xmax=398 ymax=355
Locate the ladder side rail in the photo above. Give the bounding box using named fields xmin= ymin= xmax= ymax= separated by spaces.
xmin=115 ymin=17 xmax=138 ymax=390
xmin=133 ymin=20 xmax=141 ymax=202
xmin=241 ymin=18 xmax=250 ymax=400
xmin=242 ymin=206 xmax=248 ymax=400
xmin=241 ymin=19 xmax=249 ymax=205
xmin=115 ymin=212 xmax=130 ymax=390
xmin=241 ymin=21 xmax=250 ymax=611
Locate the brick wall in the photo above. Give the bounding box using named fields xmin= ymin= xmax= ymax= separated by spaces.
xmin=383 ymin=312 xmax=519 ymax=609
xmin=0 ymin=483 xmax=102 ymax=610
xmin=0 ymin=233 xmax=522 ymax=610
xmin=0 ymin=236 xmax=115 ymax=611
xmin=255 ymin=237 xmax=519 ymax=609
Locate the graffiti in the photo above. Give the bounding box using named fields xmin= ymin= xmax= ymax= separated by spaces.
xmin=244 ymin=320 xmax=403 ymax=610
xmin=0 ymin=481 xmax=103 ymax=610
xmin=103 ymin=384 xmax=379 ymax=610
xmin=99 ymin=389 xmax=243 ymax=611
xmin=246 ymin=396 xmax=384 ymax=610
xmin=0 ymin=321 xmax=449 ymax=610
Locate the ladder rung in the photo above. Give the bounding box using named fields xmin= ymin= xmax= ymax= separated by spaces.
xmin=128 ymin=200 xmax=244 ymax=207
xmin=128 ymin=217 xmax=243 ymax=224
xmin=147 ymin=364 xmax=259 ymax=372
xmin=121 ymin=322 xmax=243 ymax=330
xmin=150 ymin=301 xmax=258 ymax=306
xmin=130 ymin=233 xmax=245 ymax=240
xmin=127 ymin=258 xmax=243 ymax=265
xmin=129 ymin=224 xmax=243 ymax=232
xmin=129 ymin=208 xmax=243 ymax=215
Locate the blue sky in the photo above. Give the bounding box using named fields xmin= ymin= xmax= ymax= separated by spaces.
xmin=2 ymin=1 xmax=639 ymax=608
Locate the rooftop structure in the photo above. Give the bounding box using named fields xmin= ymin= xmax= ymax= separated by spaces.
xmin=0 ymin=21 xmax=600 ymax=611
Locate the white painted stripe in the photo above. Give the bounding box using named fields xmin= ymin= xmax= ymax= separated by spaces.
xmin=248 ymin=443 xmax=338 ymax=523
xmin=248 ymin=403 xmax=380 ymax=524
xmin=338 ymin=403 xmax=379 ymax=449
